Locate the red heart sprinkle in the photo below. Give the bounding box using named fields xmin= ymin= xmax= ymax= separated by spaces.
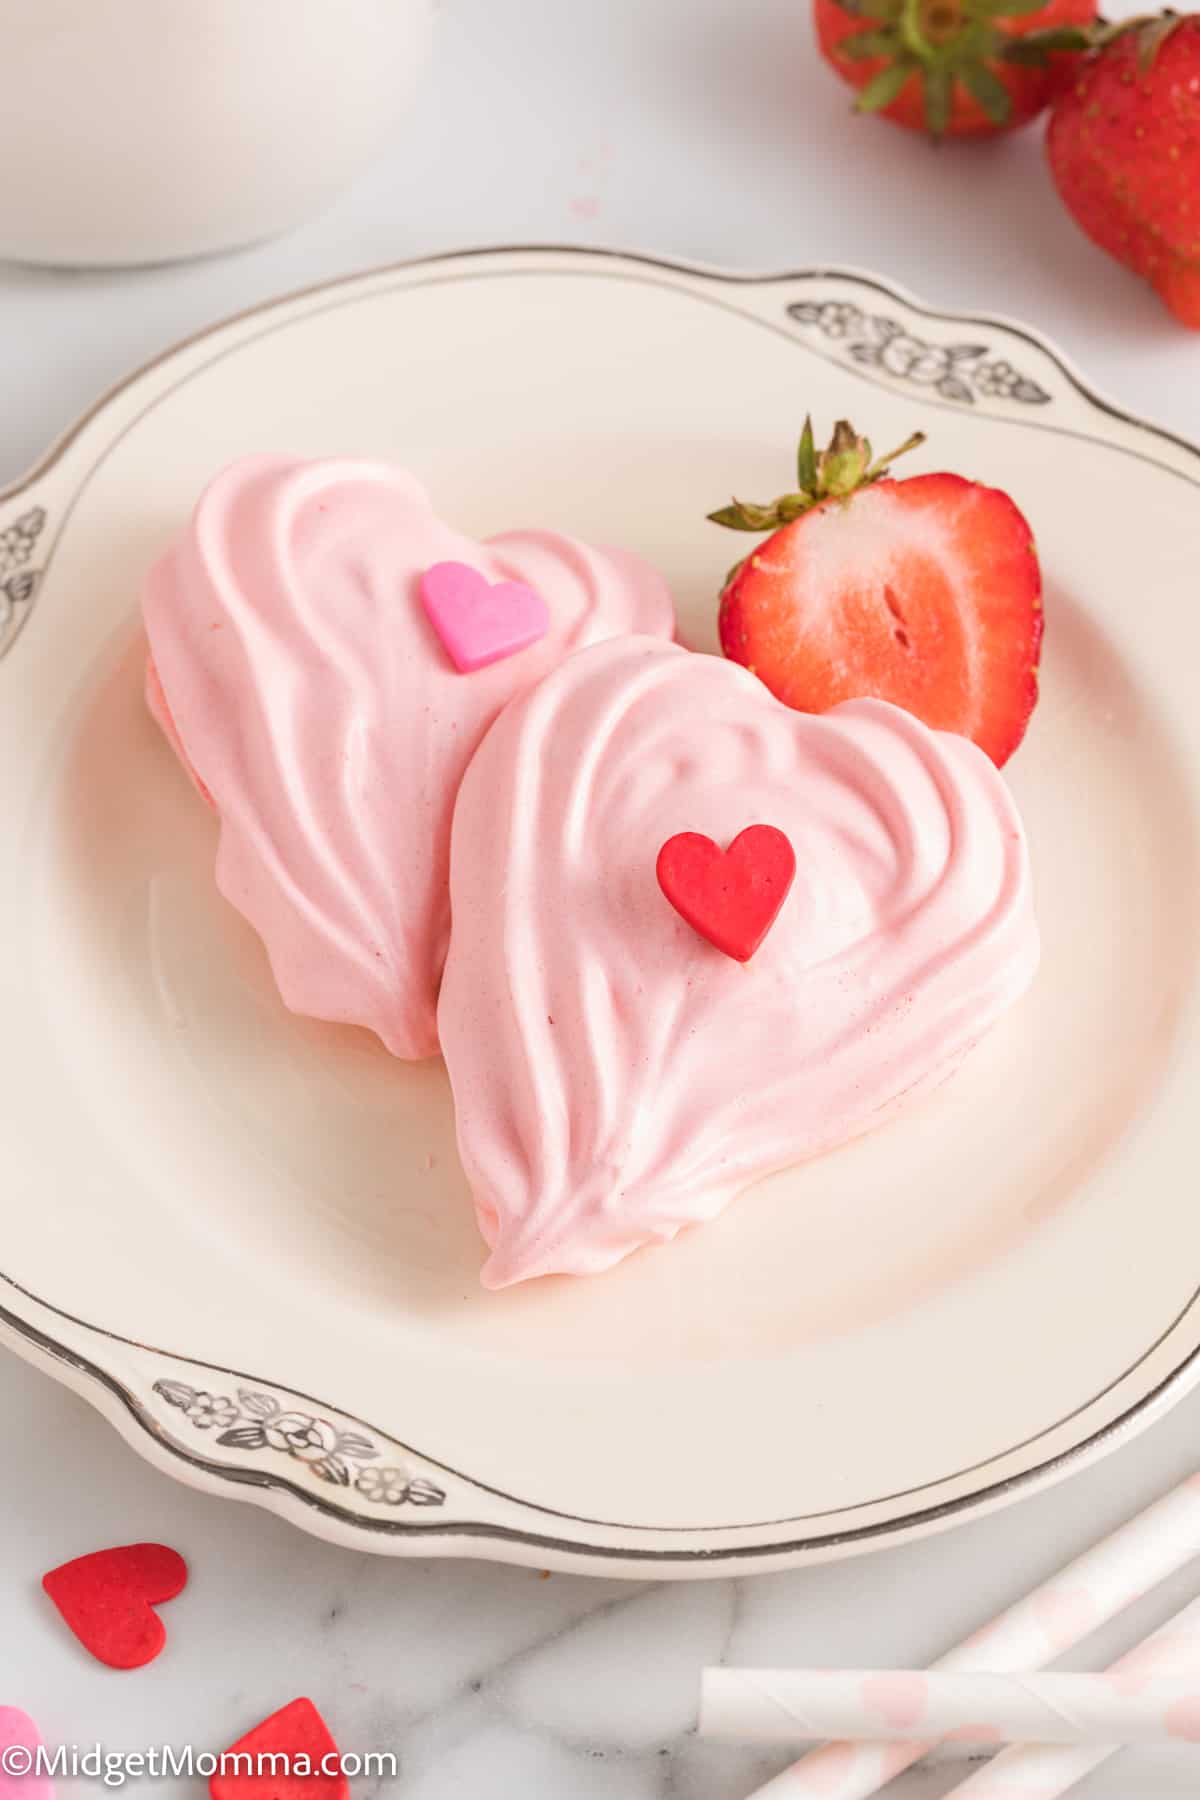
xmin=42 ymin=1542 xmax=188 ymax=1669
xmin=656 ymin=824 xmax=796 ymax=962
xmin=210 ymin=1699 xmax=348 ymax=1800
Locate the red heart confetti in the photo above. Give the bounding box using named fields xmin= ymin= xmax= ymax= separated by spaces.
xmin=42 ymin=1542 xmax=188 ymax=1670
xmin=656 ymin=824 xmax=796 ymax=962
xmin=210 ymin=1699 xmax=348 ymax=1800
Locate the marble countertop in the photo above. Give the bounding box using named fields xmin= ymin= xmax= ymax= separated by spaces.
xmin=3 ymin=1 xmax=1200 ymax=1796
xmin=8 ymin=1360 xmax=1200 ymax=1799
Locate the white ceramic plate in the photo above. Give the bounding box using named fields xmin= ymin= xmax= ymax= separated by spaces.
xmin=2 ymin=249 xmax=1198 ymax=1577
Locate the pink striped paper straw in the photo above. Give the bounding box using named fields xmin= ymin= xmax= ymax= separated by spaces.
xmin=744 ymin=1471 xmax=1200 ymax=1799
xmin=944 ymin=1593 xmax=1200 ymax=1798
xmin=700 ymin=1669 xmax=1200 ymax=1746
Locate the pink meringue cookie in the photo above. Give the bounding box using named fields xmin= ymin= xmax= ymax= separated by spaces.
xmin=142 ymin=455 xmax=674 ymax=1059
xmin=438 ymin=636 xmax=1039 ymax=1287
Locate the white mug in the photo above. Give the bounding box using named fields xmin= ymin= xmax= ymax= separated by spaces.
xmin=0 ymin=0 xmax=433 ymax=266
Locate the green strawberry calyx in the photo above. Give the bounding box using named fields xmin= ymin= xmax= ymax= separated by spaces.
xmin=832 ymin=0 xmax=1060 ymax=136
xmin=708 ymin=418 xmax=926 ymax=535
xmin=1004 ymin=9 xmax=1187 ymax=70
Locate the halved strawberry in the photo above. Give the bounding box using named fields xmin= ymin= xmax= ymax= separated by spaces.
xmin=712 ymin=419 xmax=1043 ymax=766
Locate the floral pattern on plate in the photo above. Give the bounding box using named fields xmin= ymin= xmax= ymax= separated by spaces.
xmin=0 ymin=505 xmax=47 ymax=657
xmin=153 ymin=1379 xmax=446 ymax=1507
xmin=788 ymin=301 xmax=1052 ymax=406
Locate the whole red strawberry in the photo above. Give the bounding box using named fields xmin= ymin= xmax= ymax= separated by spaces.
xmin=816 ymin=0 xmax=1097 ymax=137
xmin=1046 ymin=13 xmax=1200 ymax=327
xmin=711 ymin=419 xmax=1043 ymax=767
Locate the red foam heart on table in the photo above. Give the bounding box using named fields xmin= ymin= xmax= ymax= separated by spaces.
xmin=42 ymin=1543 xmax=187 ymax=1670
xmin=209 ymin=1699 xmax=348 ymax=1800
xmin=656 ymin=824 xmax=796 ymax=962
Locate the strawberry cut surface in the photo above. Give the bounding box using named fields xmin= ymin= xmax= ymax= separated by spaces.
xmin=719 ymin=473 xmax=1042 ymax=766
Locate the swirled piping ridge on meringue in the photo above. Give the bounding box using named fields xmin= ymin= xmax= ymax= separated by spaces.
xmin=142 ymin=454 xmax=675 ymax=1059
xmin=437 ymin=635 xmax=1039 ymax=1286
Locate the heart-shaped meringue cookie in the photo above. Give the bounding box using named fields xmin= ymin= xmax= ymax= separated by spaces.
xmin=143 ymin=455 xmax=674 ymax=1059
xmin=439 ymin=636 xmax=1039 ymax=1287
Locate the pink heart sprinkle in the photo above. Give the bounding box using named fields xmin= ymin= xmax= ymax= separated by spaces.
xmin=420 ymin=561 xmax=549 ymax=673
xmin=861 ymin=1672 xmax=928 ymax=1731
xmin=0 ymin=1708 xmax=52 ymax=1800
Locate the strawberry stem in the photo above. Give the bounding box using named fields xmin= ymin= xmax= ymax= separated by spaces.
xmin=866 ymin=429 xmax=928 ymax=480
xmin=708 ymin=417 xmax=927 ymax=534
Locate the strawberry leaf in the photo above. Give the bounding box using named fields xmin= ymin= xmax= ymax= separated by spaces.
xmin=1013 ymin=11 xmax=1184 ymax=71
xmin=1136 ymin=10 xmax=1185 ymax=71
xmin=835 ymin=0 xmax=905 ymax=19
xmin=1001 ymin=22 xmax=1100 ymax=60
xmin=959 ymin=59 xmax=1013 ymax=123
xmin=973 ymin=0 xmax=1051 ymax=16
xmin=839 ymin=24 xmax=902 ymax=56
xmin=708 ymin=500 xmax=784 ymax=532
xmin=709 ymin=420 xmax=923 ymax=536
xmin=796 ymin=417 xmax=818 ymax=493
xmin=856 ymin=58 xmax=919 ymax=110
xmin=923 ymin=62 xmax=953 ymax=135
